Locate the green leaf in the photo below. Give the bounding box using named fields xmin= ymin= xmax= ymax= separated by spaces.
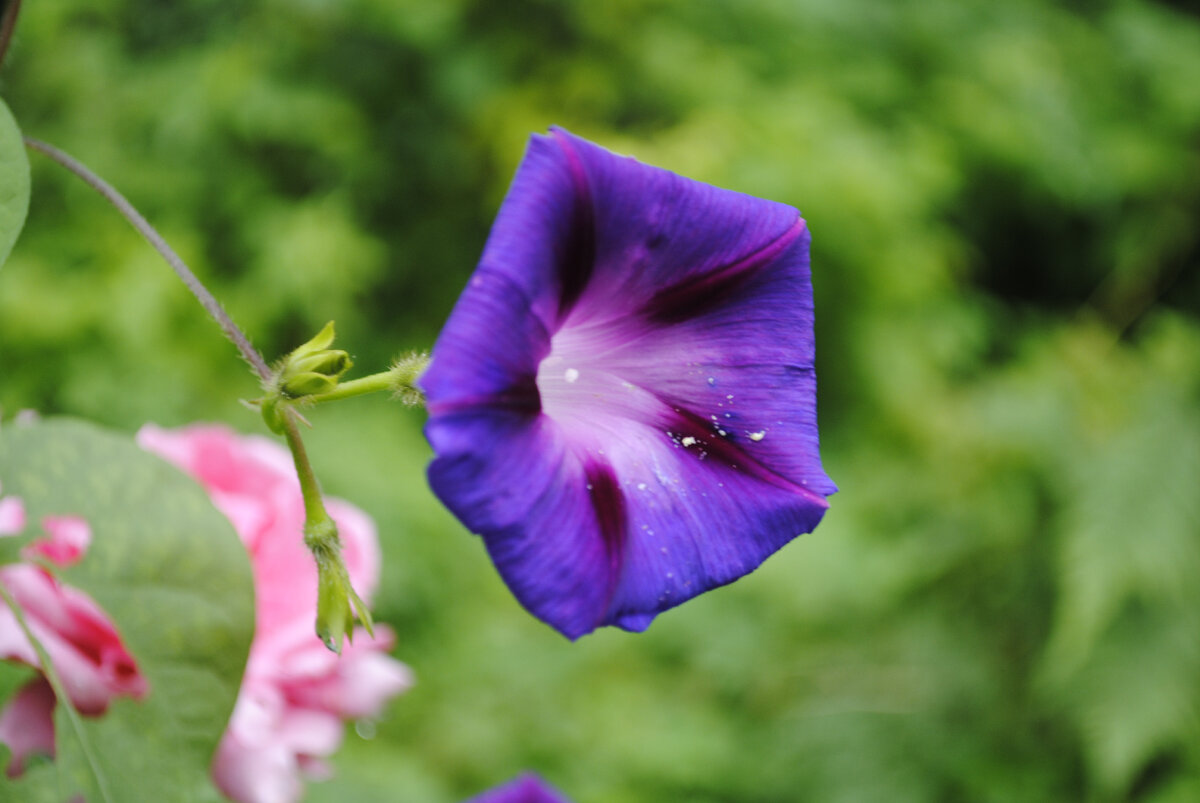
xmin=0 ymin=96 xmax=30 ymax=270
xmin=0 ymin=418 xmax=255 ymax=802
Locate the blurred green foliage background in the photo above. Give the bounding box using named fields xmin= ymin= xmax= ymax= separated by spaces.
xmin=2 ymin=0 xmax=1199 ymax=800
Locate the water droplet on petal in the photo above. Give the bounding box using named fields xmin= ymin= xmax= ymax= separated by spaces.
xmin=637 ymin=482 xmax=647 ymax=490
xmin=564 ymin=368 xmax=580 ymax=383
xmin=749 ymin=431 xmax=766 ymax=441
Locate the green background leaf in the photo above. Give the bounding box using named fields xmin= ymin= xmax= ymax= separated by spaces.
xmin=0 ymin=417 xmax=254 ymax=802
xmin=0 ymin=96 xmax=29 ymax=271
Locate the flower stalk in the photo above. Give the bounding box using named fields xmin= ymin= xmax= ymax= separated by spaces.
xmin=278 ymin=407 xmax=373 ymax=654
xmin=302 ymin=352 xmax=429 ymax=407
xmin=20 ymin=140 xmax=406 ymax=655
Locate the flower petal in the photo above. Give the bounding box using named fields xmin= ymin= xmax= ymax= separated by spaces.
xmin=0 ymin=677 xmax=56 ymax=777
xmin=423 ymin=128 xmax=836 ymax=638
xmin=465 ymin=772 xmax=573 ymax=803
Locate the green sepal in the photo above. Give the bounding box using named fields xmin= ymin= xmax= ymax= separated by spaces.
xmin=305 ymin=517 xmax=374 ymax=654
xmin=290 ymin=349 xmax=351 ymax=379
xmin=281 ymin=372 xmax=338 ymax=398
xmin=260 ymin=396 xmax=287 ymax=434
xmin=272 ymin=322 xmax=354 ymax=402
xmin=294 ymin=320 xmax=336 ymax=356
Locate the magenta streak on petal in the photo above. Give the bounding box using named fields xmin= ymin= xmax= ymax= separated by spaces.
xmin=549 ymin=129 xmax=597 ymax=322
xmin=660 ymin=402 xmax=829 ymax=508
xmin=641 ymin=217 xmax=808 ymax=324
xmin=583 ymin=461 xmax=627 ymax=578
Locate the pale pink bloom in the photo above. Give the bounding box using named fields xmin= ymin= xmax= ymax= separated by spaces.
xmin=138 ymin=424 xmax=413 ymax=803
xmin=0 ymin=485 xmax=146 ymax=776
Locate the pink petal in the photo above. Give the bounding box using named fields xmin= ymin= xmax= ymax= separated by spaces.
xmin=0 ymin=493 xmax=25 ymax=535
xmin=0 ymin=565 xmax=145 ymax=713
xmin=212 ymin=729 xmax=304 ymax=803
xmin=24 ymin=515 xmax=92 ymax=567
xmin=0 ymin=677 xmax=56 ymax=777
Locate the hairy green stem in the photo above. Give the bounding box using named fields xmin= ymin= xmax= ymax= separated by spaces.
xmin=279 ymin=408 xmax=329 ymax=526
xmin=303 ymin=371 xmax=396 ymax=404
xmin=23 ymin=137 xmax=273 ymax=382
xmin=304 ymin=354 xmax=429 ymax=406
xmin=277 ymin=405 xmax=373 ymax=652
xmin=0 ymin=581 xmax=113 ymax=802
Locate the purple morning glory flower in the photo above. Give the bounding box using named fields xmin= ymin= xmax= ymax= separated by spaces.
xmin=422 ymin=127 xmax=836 ymax=639
xmin=464 ymin=773 xmax=573 ymax=803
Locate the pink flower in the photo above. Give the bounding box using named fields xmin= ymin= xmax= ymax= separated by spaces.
xmin=138 ymin=424 xmax=413 ymax=803
xmin=0 ymin=484 xmax=147 ymax=777
xmin=0 ymin=427 xmax=412 ymax=801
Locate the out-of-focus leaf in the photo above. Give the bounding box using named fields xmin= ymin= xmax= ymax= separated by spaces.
xmin=0 ymin=97 xmax=29 ymax=271
xmin=0 ymin=417 xmax=254 ymax=802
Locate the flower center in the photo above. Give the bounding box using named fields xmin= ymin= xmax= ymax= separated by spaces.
xmin=535 ymin=319 xmax=658 ymax=436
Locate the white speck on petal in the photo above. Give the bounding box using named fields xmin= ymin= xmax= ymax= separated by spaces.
xmin=749 ymin=431 xmax=766 ymax=441
xmin=706 ymin=377 xmax=716 ymax=385
xmin=564 ymin=368 xmax=580 ymax=383
xmin=637 ymin=482 xmax=647 ymax=490
xmin=718 ymin=429 xmax=727 ymax=436
xmin=681 ymin=436 xmax=697 ymax=447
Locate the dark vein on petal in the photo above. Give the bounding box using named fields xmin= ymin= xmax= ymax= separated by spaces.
xmin=583 ymin=460 xmax=627 ymax=591
xmin=426 ymin=375 xmax=542 ymax=417
xmin=641 ymin=217 xmax=808 ymax=325
xmin=427 ymin=269 xmax=552 ymax=416
xmin=550 ymin=129 xmax=597 ymax=323
xmin=660 ymin=400 xmax=829 ymax=507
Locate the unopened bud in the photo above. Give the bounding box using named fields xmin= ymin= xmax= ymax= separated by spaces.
xmin=292 ymin=350 xmax=351 ymax=378
xmin=306 ymin=519 xmax=374 ymax=654
xmin=281 ymin=372 xmax=338 ymax=398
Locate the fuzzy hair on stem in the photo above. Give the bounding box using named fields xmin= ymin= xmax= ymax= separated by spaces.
xmin=23 ymin=137 xmax=273 ymax=382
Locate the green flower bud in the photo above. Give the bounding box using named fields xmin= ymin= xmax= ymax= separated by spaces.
xmin=281 ymin=372 xmax=338 ymax=398
xmin=306 ymin=517 xmax=374 ymax=654
xmin=316 ymin=557 xmax=355 ymax=655
xmin=272 ymin=322 xmax=356 ymax=400
xmin=291 ymin=349 xmax=352 ymax=379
